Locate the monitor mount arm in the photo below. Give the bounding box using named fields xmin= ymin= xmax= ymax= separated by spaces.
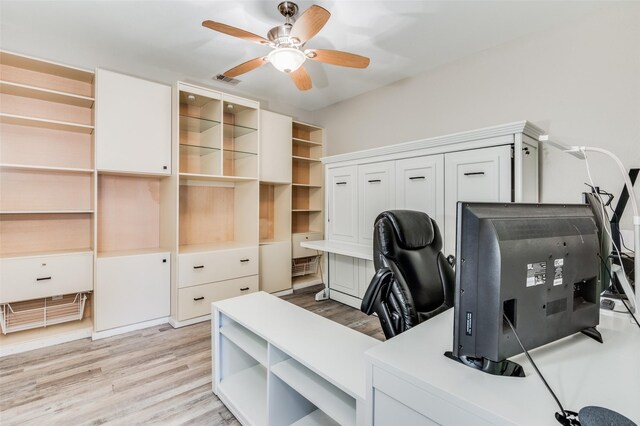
xmin=539 ymin=136 xmax=639 ymax=313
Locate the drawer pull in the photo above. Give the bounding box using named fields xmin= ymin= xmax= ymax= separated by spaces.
xmin=336 ymin=181 xmax=347 ymax=185
xmin=193 ymin=296 xmax=205 ymax=301
xmin=409 ymin=176 xmax=425 ymax=180
xmin=240 ymin=287 xmax=250 ymax=291
xmin=368 ymin=179 xmax=381 ymax=183
xmin=36 ymin=276 xmax=52 ymax=281
xmin=193 ymin=265 xmax=205 ymax=269
xmin=240 ymin=259 xmax=250 ymax=263
xmin=464 ymin=172 xmax=485 ymax=176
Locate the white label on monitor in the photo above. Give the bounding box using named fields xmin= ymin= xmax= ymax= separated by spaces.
xmin=553 ymin=258 xmax=564 ymax=286
xmin=527 ymin=262 xmax=546 ymax=287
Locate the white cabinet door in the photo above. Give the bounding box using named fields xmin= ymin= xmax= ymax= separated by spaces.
xmin=260 ymin=110 xmax=292 ymax=183
xmin=444 ymin=145 xmax=512 ymax=255
xmin=327 ymin=166 xmax=358 ymax=243
xmin=259 ymin=241 xmax=292 ymax=293
xmin=329 ymin=253 xmax=359 ymax=297
xmin=95 ymin=252 xmax=170 ymax=331
xmin=395 ymin=155 xmax=444 ymax=228
xmin=96 ymin=69 xmax=171 ymax=174
xmin=358 ymin=162 xmax=395 ymax=245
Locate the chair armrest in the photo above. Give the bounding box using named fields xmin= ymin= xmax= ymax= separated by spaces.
xmin=361 ymin=267 xmax=393 ymax=315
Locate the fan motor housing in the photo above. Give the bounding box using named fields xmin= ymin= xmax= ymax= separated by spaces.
xmin=268 ymin=23 xmax=303 ymax=48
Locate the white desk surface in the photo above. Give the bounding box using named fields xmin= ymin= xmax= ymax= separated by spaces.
xmin=300 ymin=240 xmax=373 ymax=261
xmin=365 ymin=309 xmax=640 ymax=425
xmin=213 ymin=292 xmax=381 ymax=399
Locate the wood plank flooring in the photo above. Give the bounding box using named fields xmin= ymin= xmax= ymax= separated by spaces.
xmin=0 ymin=285 xmax=383 ymax=425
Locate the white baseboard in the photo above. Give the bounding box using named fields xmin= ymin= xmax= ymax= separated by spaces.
xmin=91 ymin=317 xmax=169 ymax=340
xmin=169 ymin=315 xmax=211 ymax=328
xmin=1 ymin=326 xmax=92 ymax=357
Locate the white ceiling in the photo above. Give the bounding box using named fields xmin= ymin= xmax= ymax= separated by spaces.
xmin=0 ymin=1 xmax=610 ymax=111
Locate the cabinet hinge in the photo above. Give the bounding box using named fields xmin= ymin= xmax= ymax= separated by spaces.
xmin=510 ymin=147 xmax=515 ymax=158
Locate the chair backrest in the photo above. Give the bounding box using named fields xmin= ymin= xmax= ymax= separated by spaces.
xmin=366 ymin=210 xmax=454 ymax=337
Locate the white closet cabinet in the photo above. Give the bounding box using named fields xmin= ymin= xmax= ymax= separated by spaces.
xmin=319 ymin=122 xmax=542 ymax=309
xmin=95 ymin=252 xmax=170 ymax=332
xmin=327 ymin=166 xmax=358 ymax=243
xmin=329 ymin=253 xmax=359 ymax=297
xmin=443 ymin=145 xmax=512 ymax=254
xmin=260 ymin=110 xmax=292 ymax=183
xmin=395 ymin=155 xmax=445 ymax=228
xmin=358 ymin=162 xmax=395 ymax=245
xmin=96 ymin=69 xmax=171 ymax=174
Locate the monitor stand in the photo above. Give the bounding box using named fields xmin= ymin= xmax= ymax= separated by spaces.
xmin=444 ymin=351 xmax=525 ymax=377
xmin=444 ymin=327 xmax=602 ymax=378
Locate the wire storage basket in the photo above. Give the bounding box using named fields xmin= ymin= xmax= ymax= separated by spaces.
xmin=291 ymin=256 xmax=320 ymax=277
xmin=0 ymin=293 xmax=87 ymax=334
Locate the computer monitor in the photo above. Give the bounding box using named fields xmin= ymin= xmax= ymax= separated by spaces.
xmin=446 ymin=202 xmax=602 ymax=377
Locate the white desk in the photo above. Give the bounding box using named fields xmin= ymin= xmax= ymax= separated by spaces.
xmin=364 ymin=309 xmax=640 ymax=425
xmin=300 ymin=240 xmax=374 ymax=308
xmin=300 ymin=240 xmax=373 ymax=261
xmin=212 ymin=292 xmax=380 ymax=426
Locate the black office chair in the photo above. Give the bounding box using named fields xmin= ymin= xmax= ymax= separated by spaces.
xmin=361 ymin=210 xmax=455 ymax=339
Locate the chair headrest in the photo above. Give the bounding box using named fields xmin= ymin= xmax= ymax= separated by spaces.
xmin=375 ymin=210 xmax=436 ymax=251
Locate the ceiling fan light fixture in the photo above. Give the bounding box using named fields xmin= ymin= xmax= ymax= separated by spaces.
xmin=268 ymin=47 xmax=306 ymax=73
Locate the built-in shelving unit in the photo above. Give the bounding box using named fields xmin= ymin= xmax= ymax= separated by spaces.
xmin=172 ymin=83 xmax=260 ymax=326
xmin=0 ymin=50 xmax=94 ymax=344
xmin=213 ymin=292 xmax=379 ymax=426
xmin=291 ymin=121 xmax=324 ymax=287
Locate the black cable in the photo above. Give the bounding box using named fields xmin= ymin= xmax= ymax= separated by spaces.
xmin=598 ymin=254 xmax=640 ymax=329
xmin=503 ymin=314 xmax=569 ymax=421
xmin=607 ymin=205 xmax=634 ymax=252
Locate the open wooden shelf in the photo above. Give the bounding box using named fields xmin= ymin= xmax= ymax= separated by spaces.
xmin=0 ymin=80 xmax=94 ymax=108
xmin=0 ymin=113 xmax=94 ymax=134
xmin=0 ymin=123 xmax=93 ymax=170
xmin=0 ymin=213 xmax=93 ymax=257
xmin=0 ymin=50 xmax=94 ymax=85
xmin=97 ymin=175 xmax=170 ymax=255
xmin=292 ymin=137 xmax=323 ymax=147
xmin=0 ymin=168 xmax=93 ymax=212
xmin=292 ymin=156 xmax=321 ymax=163
xmin=0 ymin=163 xmax=93 ymax=174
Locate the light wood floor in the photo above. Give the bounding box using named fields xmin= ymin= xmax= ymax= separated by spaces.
xmin=0 ymin=285 xmax=383 ymax=425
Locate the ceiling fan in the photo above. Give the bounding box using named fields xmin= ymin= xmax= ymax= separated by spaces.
xmin=202 ymin=1 xmax=370 ymax=91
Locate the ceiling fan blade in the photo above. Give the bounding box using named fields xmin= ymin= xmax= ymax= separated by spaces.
xmin=202 ymin=20 xmax=271 ymax=46
xmin=289 ymin=5 xmax=331 ymax=44
xmin=223 ymin=57 xmax=268 ymax=78
xmin=289 ymin=66 xmax=312 ymax=91
xmin=306 ymin=49 xmax=370 ymax=68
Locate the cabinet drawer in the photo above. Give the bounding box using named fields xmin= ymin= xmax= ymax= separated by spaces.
xmin=178 ymin=275 xmax=258 ymax=321
xmin=178 ymin=247 xmax=258 ymax=288
xmin=0 ymin=253 xmax=93 ymax=303
xmin=292 ymin=232 xmax=323 ymax=259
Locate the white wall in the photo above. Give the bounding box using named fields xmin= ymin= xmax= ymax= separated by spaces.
xmin=315 ymin=3 xmax=640 ymax=230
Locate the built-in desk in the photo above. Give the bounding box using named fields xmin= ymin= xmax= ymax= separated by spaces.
xmin=300 ymin=240 xmax=374 ymax=308
xmin=364 ymin=309 xmax=640 ymax=425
